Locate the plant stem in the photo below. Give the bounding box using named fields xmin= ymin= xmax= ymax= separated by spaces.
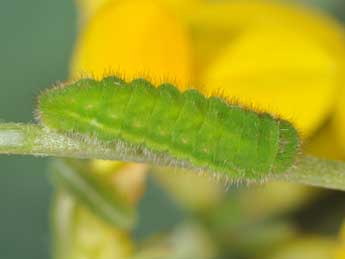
xmin=0 ymin=123 xmax=155 ymax=162
xmin=1 ymin=123 xmax=345 ymax=191
xmin=279 ymin=156 xmax=345 ymax=191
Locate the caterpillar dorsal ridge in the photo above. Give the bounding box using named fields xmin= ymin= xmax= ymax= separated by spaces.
xmin=37 ymin=76 xmax=300 ymax=181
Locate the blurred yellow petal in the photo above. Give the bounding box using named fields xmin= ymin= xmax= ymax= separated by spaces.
xmin=202 ymin=26 xmax=339 ymax=137
xmin=179 ymin=1 xmax=345 ymax=69
xmin=90 ymin=159 xmax=125 ymax=175
xmin=336 ymin=222 xmax=345 ymax=259
xmin=266 ymin=237 xmax=336 ymax=259
xmin=109 ymin=163 xmax=149 ymax=206
xmin=89 ymin=160 xmax=149 ymax=205
xmin=153 ymin=168 xmax=226 ymax=212
xmin=337 ymin=249 xmax=345 ymax=259
xmin=72 ymin=204 xmax=132 ymax=259
xmin=71 ymin=0 xmax=193 ymax=89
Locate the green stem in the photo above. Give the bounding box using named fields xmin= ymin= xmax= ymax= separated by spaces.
xmin=279 ymin=156 xmax=345 ymax=191
xmin=1 ymin=123 xmax=345 ymax=191
xmin=0 ymin=123 xmax=152 ymax=162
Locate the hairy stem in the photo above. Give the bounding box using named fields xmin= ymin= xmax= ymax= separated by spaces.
xmin=0 ymin=123 xmax=152 ymax=162
xmin=280 ymin=156 xmax=345 ymax=191
xmin=1 ymin=123 xmax=345 ymax=191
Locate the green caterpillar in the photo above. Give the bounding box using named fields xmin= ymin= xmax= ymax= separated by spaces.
xmin=37 ymin=76 xmax=299 ymax=180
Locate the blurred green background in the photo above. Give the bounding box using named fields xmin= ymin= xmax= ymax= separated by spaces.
xmin=0 ymin=1 xmax=75 ymax=258
xmin=0 ymin=1 xmax=344 ymax=258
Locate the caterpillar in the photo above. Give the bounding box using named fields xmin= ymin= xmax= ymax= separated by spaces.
xmin=37 ymin=76 xmax=299 ymax=181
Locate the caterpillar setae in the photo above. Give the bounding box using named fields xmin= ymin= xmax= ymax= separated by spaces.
xmin=37 ymin=76 xmax=299 ymax=181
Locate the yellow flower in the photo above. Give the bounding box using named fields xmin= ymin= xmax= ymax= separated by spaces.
xmin=178 ymin=0 xmax=345 ymax=60
xmin=336 ymin=222 xmax=345 ymax=259
xmin=89 ymin=160 xmax=149 ymax=205
xmin=71 ymin=0 xmax=193 ymax=89
xmin=265 ymin=237 xmax=337 ymax=259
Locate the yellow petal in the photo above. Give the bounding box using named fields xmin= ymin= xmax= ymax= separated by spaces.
xmin=90 ymin=159 xmax=125 ymax=175
xmin=153 ymin=168 xmax=225 ymax=212
xmin=337 ymin=248 xmax=345 ymax=259
xmin=72 ymin=202 xmax=133 ymax=259
xmin=89 ymin=160 xmax=149 ymax=205
xmin=266 ymin=237 xmax=336 ymax=259
xmin=71 ymin=0 xmax=193 ymax=89
xmin=336 ymin=222 xmax=345 ymax=259
xmin=180 ymin=1 xmax=345 ymax=64
xmin=202 ymin=26 xmax=339 ymax=137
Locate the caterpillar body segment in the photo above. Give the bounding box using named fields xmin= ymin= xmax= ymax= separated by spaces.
xmin=38 ymin=76 xmax=299 ymax=180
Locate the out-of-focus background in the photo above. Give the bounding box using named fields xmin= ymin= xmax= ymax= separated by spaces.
xmin=0 ymin=1 xmax=345 ymax=259
xmin=0 ymin=1 xmax=75 ymax=258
